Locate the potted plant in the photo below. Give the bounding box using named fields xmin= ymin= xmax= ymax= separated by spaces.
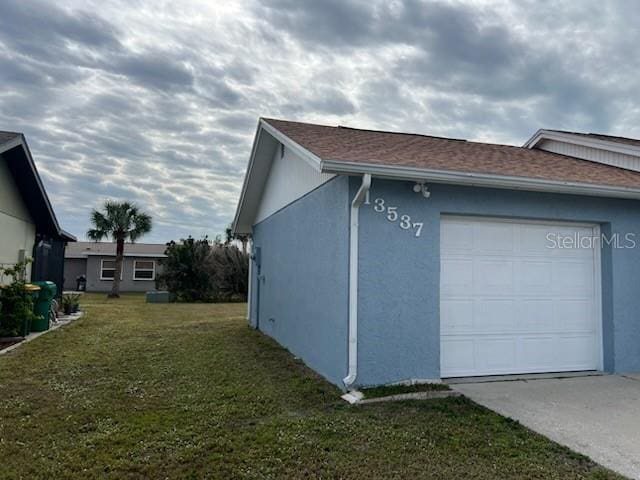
xmin=61 ymin=293 xmax=81 ymax=315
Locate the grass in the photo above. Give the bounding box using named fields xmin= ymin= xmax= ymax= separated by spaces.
xmin=0 ymin=293 xmax=624 ymax=479
xmin=361 ymin=382 xmax=450 ymax=399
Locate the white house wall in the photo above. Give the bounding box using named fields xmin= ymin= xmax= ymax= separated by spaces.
xmin=255 ymin=144 xmax=335 ymax=224
xmin=0 ymin=155 xmax=35 ymax=282
xmin=536 ymin=139 xmax=640 ymax=172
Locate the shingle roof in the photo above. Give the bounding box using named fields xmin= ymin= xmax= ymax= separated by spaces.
xmin=65 ymin=242 xmax=167 ymax=258
xmin=0 ymin=131 xmax=20 ymax=146
xmin=547 ymin=130 xmax=640 ymax=148
xmin=263 ymin=119 xmax=640 ymax=190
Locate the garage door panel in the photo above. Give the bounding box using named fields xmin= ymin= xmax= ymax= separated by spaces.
xmin=440 ymin=217 xmax=600 ymax=378
xmin=519 ymin=300 xmax=555 ymax=331
xmin=557 ymin=335 xmax=598 ymax=367
xmin=518 ymin=224 xmax=556 ymax=255
xmin=554 ymin=300 xmax=594 ymax=331
xmin=441 ymin=300 xmax=474 ymax=331
xmin=552 ymin=262 xmax=594 ymax=294
xmin=475 ymin=299 xmax=516 ymax=332
xmin=477 ymin=337 xmax=517 ymax=370
xmin=441 ymin=258 xmax=473 ymax=295
xmin=441 ymin=221 xmax=473 ymax=252
xmin=515 ymin=260 xmax=553 ymax=295
xmin=474 ymin=222 xmax=514 ymax=253
xmin=519 ymin=336 xmax=556 ymax=369
xmin=441 ymin=338 xmax=475 ymax=374
xmin=474 ymin=259 xmax=514 ymax=295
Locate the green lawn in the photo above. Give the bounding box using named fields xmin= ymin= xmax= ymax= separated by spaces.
xmin=0 ymin=294 xmax=623 ymax=479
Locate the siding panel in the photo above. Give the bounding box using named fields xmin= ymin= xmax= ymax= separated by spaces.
xmin=255 ymin=146 xmax=334 ymax=223
xmin=538 ymin=139 xmax=640 ymax=172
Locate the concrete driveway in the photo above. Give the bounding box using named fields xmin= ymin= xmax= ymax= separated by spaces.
xmin=452 ymin=374 xmax=640 ymax=479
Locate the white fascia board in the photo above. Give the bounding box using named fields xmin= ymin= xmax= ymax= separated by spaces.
xmin=231 ymin=121 xmax=263 ymax=234
xmin=524 ymin=129 xmax=640 ymax=157
xmin=232 ymin=119 xmax=323 ymax=235
xmin=320 ymin=159 xmax=640 ymax=200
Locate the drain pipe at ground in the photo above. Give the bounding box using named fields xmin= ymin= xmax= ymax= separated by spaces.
xmin=343 ymin=173 xmax=372 ymax=389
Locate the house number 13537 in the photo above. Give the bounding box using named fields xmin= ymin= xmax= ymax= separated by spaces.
xmin=373 ymin=198 xmax=424 ymax=237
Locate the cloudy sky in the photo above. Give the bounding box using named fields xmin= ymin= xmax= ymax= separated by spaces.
xmin=1 ymin=0 xmax=639 ymax=242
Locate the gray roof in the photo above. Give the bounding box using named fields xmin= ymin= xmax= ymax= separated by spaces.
xmin=549 ymin=130 xmax=640 ymax=148
xmin=66 ymin=241 xmax=167 ymax=258
xmin=0 ymin=131 xmax=21 ymax=147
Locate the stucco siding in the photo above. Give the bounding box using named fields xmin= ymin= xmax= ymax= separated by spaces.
xmin=84 ymin=256 xmax=163 ymax=292
xmin=251 ymin=176 xmax=349 ymax=386
xmin=354 ymin=178 xmax=640 ymax=386
xmin=0 ymin=155 xmax=35 ymax=282
xmin=63 ymin=258 xmax=87 ymax=290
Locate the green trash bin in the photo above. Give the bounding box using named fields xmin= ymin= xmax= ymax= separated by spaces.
xmin=31 ymin=281 xmax=57 ymax=332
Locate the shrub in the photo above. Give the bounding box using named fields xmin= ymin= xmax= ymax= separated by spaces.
xmin=156 ymin=237 xmax=249 ymax=303
xmin=156 ymin=237 xmax=216 ymax=302
xmin=210 ymin=245 xmax=249 ymax=302
xmin=0 ymin=260 xmax=41 ymax=337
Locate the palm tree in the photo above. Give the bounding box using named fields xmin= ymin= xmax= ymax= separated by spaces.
xmin=87 ymin=201 xmax=152 ymax=298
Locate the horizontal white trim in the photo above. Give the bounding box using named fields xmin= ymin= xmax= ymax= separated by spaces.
xmin=524 ymin=129 xmax=640 ymax=157
xmin=320 ymin=159 xmax=640 ymax=199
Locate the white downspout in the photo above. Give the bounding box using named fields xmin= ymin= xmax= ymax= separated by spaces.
xmin=247 ymin=253 xmax=253 ymax=323
xmin=343 ymin=173 xmax=372 ymax=389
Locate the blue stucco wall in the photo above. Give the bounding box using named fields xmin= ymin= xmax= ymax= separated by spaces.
xmin=251 ymin=176 xmax=350 ymax=386
xmin=354 ymin=178 xmax=640 ymax=386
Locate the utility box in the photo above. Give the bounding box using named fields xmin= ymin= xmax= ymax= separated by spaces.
xmin=146 ymin=291 xmax=171 ymax=303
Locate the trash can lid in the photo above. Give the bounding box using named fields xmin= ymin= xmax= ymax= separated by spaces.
xmin=24 ymin=284 xmax=42 ymax=292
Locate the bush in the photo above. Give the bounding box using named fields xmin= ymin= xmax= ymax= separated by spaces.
xmin=0 ymin=260 xmax=41 ymax=337
xmin=156 ymin=237 xmax=249 ymax=303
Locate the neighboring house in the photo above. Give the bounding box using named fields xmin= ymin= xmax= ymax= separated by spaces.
xmin=0 ymin=131 xmax=76 ymax=294
xmin=64 ymin=242 xmax=166 ymax=292
xmin=233 ymin=118 xmax=640 ymax=390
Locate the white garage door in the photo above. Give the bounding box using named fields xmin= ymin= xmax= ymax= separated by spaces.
xmin=440 ymin=216 xmax=601 ymax=378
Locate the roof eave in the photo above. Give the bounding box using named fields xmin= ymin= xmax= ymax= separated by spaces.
xmin=2 ymin=134 xmax=75 ymax=241
xmin=231 ymin=118 xmax=323 ymax=235
xmin=321 ymin=159 xmax=640 ymax=200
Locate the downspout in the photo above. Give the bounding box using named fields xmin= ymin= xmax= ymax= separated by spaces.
xmin=343 ymin=173 xmax=372 ymax=389
xmin=247 ymin=253 xmax=253 ymax=323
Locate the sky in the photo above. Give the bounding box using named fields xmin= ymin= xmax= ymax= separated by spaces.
xmin=1 ymin=0 xmax=640 ymax=243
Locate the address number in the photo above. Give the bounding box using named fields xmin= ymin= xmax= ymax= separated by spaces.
xmin=373 ymin=198 xmax=423 ymax=237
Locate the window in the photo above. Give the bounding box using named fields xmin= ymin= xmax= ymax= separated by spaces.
xmin=100 ymin=259 xmax=121 ymax=280
xmin=133 ymin=260 xmax=155 ymax=280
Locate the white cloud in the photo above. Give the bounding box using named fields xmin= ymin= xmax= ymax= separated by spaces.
xmin=1 ymin=0 xmax=639 ymax=242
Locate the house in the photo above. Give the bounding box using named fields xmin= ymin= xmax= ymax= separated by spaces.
xmin=64 ymin=242 xmax=166 ymax=292
xmin=233 ymin=118 xmax=640 ymax=390
xmin=0 ymin=131 xmax=76 ymax=293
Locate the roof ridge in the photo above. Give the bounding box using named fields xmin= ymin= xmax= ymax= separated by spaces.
xmin=336 ymin=125 xmax=467 ymax=142
xmin=262 ymin=117 xmax=468 ymax=143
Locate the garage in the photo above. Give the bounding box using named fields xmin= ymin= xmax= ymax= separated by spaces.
xmin=440 ymin=216 xmax=602 ymax=378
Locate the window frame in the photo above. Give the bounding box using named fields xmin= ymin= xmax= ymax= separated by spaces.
xmin=100 ymin=258 xmax=122 ymax=281
xmin=133 ymin=259 xmax=156 ymax=281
